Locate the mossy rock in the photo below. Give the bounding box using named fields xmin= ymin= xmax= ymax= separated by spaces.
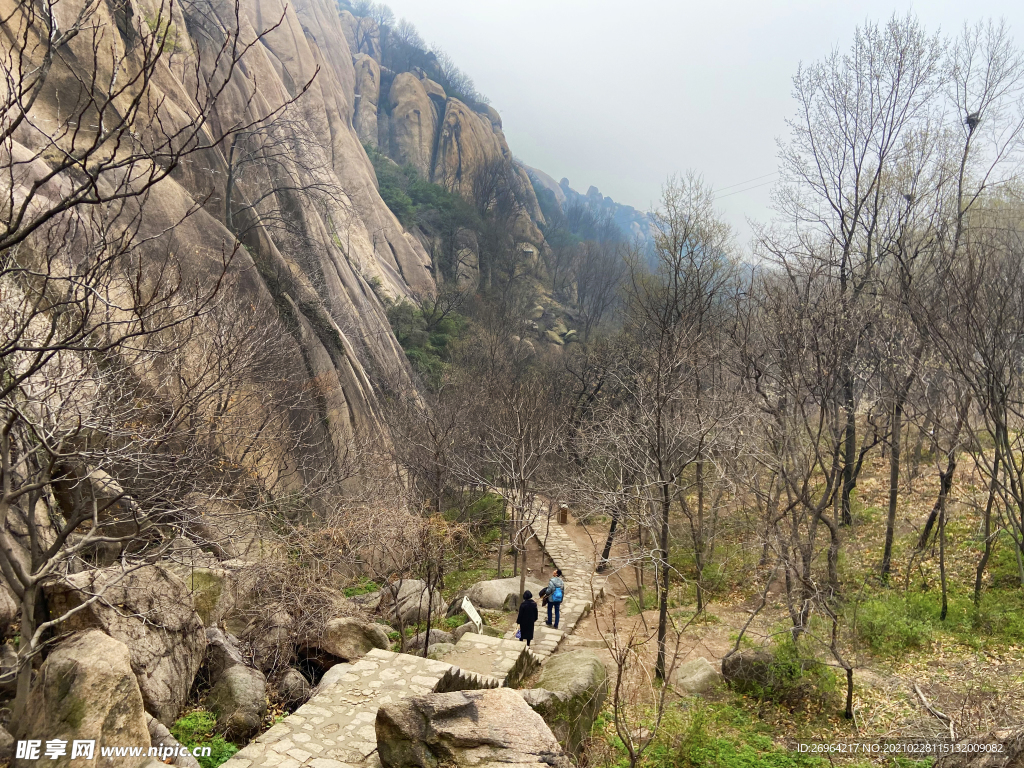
xmin=186 ymin=568 xmax=234 ymax=627
xmin=521 ymin=650 xmax=608 ymax=754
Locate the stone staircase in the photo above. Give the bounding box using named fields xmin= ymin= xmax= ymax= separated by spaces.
xmin=223 ymin=648 xmax=506 ymax=768
xmin=221 ymin=507 xmax=606 ymax=768
xmin=502 ymin=508 xmax=607 ymax=660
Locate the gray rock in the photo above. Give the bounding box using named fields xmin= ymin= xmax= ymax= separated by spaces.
xmin=376 ymin=688 xmax=570 ymax=768
xmin=311 ymin=617 xmax=390 ymax=661
xmin=180 ymin=567 xmax=235 ymax=627
xmin=147 ymin=714 xmax=201 ymax=768
xmin=0 ymin=586 xmax=16 ymax=638
xmin=381 ymin=580 xmax=445 ymax=625
xmin=407 ymin=628 xmax=453 ymax=651
xmin=244 ymin=608 xmax=294 ymax=673
xmin=203 ymin=627 xmax=246 ymax=683
xmin=276 ymin=668 xmax=311 ymax=706
xmin=521 ymin=650 xmax=608 ymax=754
xmin=480 ymin=625 xmax=504 ymax=638
xmin=207 ymin=665 xmax=267 ymax=740
xmin=427 ymin=643 xmax=456 ymax=660
xmin=465 ymin=577 xmax=544 ymax=611
xmin=45 ymin=564 xmax=207 ymax=726
xmin=13 ymin=630 xmax=150 ymax=767
xmin=451 ymin=621 xmax=478 ymax=642
xmin=0 ymin=726 xmax=13 ymax=764
xmin=675 ymin=657 xmax=723 ymax=694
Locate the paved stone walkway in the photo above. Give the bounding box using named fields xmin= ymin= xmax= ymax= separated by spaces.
xmin=222 ymin=649 xmax=499 ymax=768
xmin=222 ymin=502 xmax=606 ymax=768
xmin=502 ymin=506 xmax=607 ymax=657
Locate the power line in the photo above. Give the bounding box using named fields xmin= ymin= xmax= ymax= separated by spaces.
xmin=714 ymin=171 xmax=778 ymax=193
xmin=714 ymin=178 xmax=777 ymax=201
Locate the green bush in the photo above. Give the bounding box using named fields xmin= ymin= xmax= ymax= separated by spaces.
xmin=856 ymin=594 xmax=934 ymax=655
xmin=170 ymin=710 xmax=238 ymax=768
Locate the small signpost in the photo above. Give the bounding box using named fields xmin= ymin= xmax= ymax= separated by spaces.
xmin=461 ymin=596 xmax=483 ymax=634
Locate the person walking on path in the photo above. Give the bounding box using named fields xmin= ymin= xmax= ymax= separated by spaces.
xmin=545 ymin=569 xmax=564 ymax=629
xmin=516 ymin=591 xmax=538 ymax=646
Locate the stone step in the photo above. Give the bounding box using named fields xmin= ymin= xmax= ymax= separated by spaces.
xmin=438 ymin=633 xmax=538 ymax=687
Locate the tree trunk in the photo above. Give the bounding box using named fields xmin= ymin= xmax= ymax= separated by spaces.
xmin=11 ymin=585 xmax=36 ymax=723
xmin=882 ymin=400 xmax=903 ymax=581
xmin=600 ymin=503 xmax=620 ymax=569
xmin=974 ymin=437 xmax=1001 ymax=606
xmin=841 ymin=373 xmax=857 ymax=526
xmin=655 ymin=483 xmax=671 ymax=680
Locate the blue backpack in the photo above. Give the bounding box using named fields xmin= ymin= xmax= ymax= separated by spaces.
xmin=551 ymin=586 xmax=563 ymax=603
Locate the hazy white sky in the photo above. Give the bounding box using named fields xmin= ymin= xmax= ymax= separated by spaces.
xmin=381 ymin=0 xmax=1024 ymax=245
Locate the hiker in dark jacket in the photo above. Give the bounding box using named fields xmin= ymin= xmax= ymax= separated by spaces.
xmin=545 ymin=569 xmax=564 ymax=629
xmin=516 ymin=591 xmax=538 ymax=646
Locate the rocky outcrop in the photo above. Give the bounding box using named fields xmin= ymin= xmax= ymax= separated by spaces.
xmin=311 ymin=616 xmax=391 ymax=661
xmin=354 ymin=54 xmax=382 ymax=147
xmin=521 ymin=650 xmax=608 ymax=754
xmin=245 ymin=609 xmax=295 ymax=673
xmin=204 ymin=627 xmax=247 ymax=683
xmin=407 ymin=628 xmax=454 ymax=651
xmin=466 ymin=577 xmax=544 ymax=611
xmin=675 ymin=657 xmax=723 ymax=693
xmin=14 ymin=631 xmax=151 ymax=768
xmin=276 ymin=668 xmax=312 ymax=706
xmin=207 ymin=666 xmax=268 ymax=740
xmin=46 ymin=565 xmax=207 ymax=725
xmin=180 ymin=567 xmax=235 ymax=627
xmin=376 ymin=688 xmax=571 ymax=768
xmin=380 ymin=580 xmax=445 ymax=624
xmin=339 ymin=10 xmax=382 ymax=60
xmin=389 ymin=73 xmax=441 ymax=178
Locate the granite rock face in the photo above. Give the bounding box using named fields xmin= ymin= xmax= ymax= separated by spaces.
xmin=45 ymin=565 xmax=207 ymax=725
xmin=14 ymin=631 xmax=151 ymax=768
xmin=376 ymin=687 xmax=571 ymax=768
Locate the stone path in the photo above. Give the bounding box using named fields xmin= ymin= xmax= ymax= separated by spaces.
xmin=438 ymin=632 xmax=538 ymax=686
xmin=222 ymin=503 xmax=606 ymax=768
xmin=223 ymin=649 xmax=503 ymax=768
xmin=502 ymin=506 xmax=607 ymax=659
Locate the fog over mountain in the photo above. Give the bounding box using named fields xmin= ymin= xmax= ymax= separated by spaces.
xmin=384 ymin=0 xmax=1024 ymax=244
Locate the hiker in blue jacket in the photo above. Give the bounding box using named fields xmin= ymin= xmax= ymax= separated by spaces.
xmin=545 ymin=569 xmax=564 ymax=628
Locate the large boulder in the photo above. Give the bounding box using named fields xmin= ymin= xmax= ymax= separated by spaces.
xmin=181 ymin=567 xmax=235 ymax=627
xmin=451 ymin=621 xmax=478 ymax=643
xmin=376 ymin=688 xmax=571 ymax=768
xmin=427 ymin=643 xmax=455 ymax=661
xmin=935 ymin=728 xmax=1024 ymax=768
xmin=46 ymin=564 xmax=207 ymax=725
xmin=675 ymin=657 xmax=723 ymax=694
xmin=147 ymin=715 xmax=201 ymax=768
xmin=0 ymin=642 xmax=16 ymax=695
xmin=381 ymin=580 xmax=445 ymax=625
xmin=203 ymin=627 xmax=246 ymax=683
xmin=276 ymin=668 xmax=311 ymax=707
xmin=389 ymin=73 xmax=439 ymax=178
xmin=521 ymin=650 xmax=608 ymax=754
xmin=13 ymin=630 xmax=150 ymax=767
xmin=466 ymin=577 xmax=543 ymax=611
xmin=244 ymin=608 xmax=294 ymax=673
xmin=311 ymin=617 xmax=390 ymax=661
xmin=206 ymin=665 xmax=267 ymax=740
xmin=406 ymin=628 xmax=453 ymax=651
